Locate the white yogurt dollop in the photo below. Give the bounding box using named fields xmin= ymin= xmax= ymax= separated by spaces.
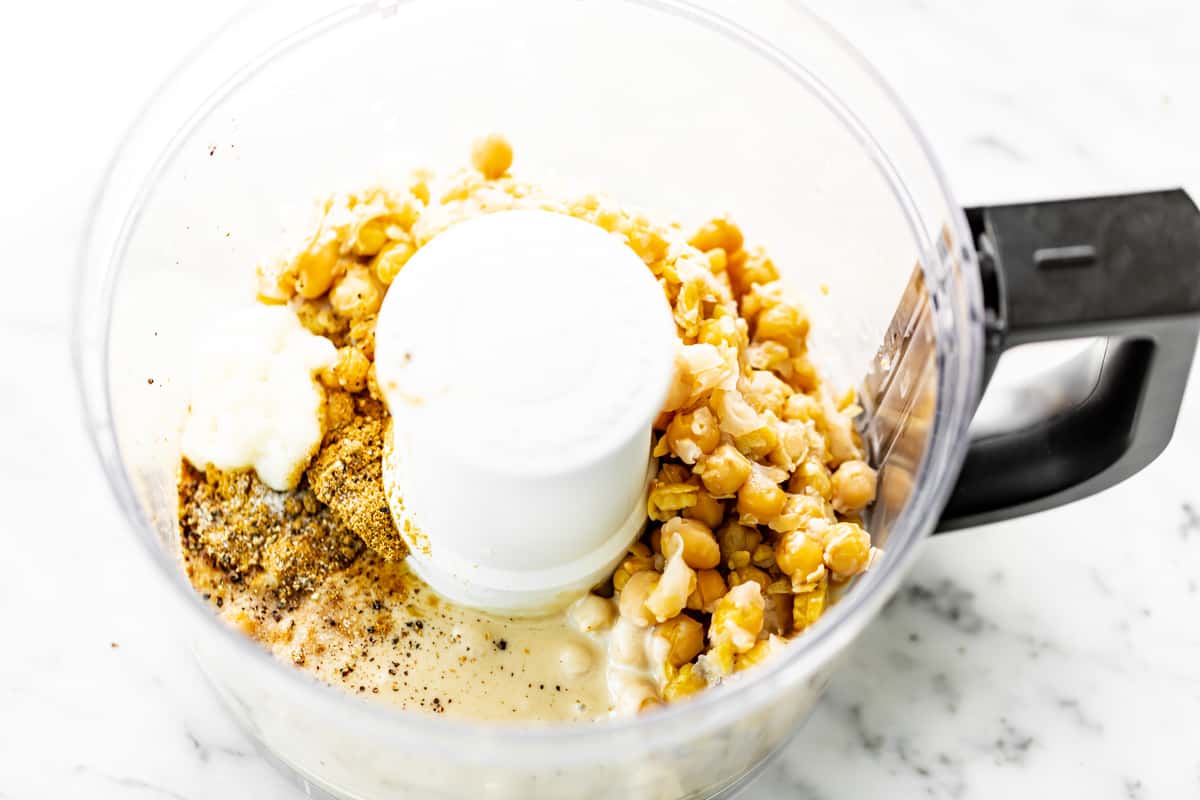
xmin=181 ymin=304 xmax=337 ymax=491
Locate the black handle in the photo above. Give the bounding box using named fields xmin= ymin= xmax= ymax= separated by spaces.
xmin=937 ymin=190 xmax=1200 ymax=531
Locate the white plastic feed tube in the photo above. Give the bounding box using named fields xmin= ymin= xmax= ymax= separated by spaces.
xmin=374 ymin=210 xmax=678 ymax=615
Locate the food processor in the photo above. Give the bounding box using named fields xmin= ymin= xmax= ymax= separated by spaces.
xmin=72 ymin=1 xmax=1200 ymax=798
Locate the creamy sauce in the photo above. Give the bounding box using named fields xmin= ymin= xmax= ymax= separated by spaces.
xmin=186 ymin=550 xmax=636 ymax=721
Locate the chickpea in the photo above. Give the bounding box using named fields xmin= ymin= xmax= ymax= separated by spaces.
xmin=823 ymin=522 xmax=872 ymax=579
xmin=768 ymin=493 xmax=827 ymax=534
xmin=371 ymin=239 xmax=416 ymax=285
xmin=618 ymin=570 xmax=660 ymax=627
xmin=330 ymin=346 xmax=370 ymax=393
xmin=709 ymin=582 xmax=764 ymax=654
xmin=470 ymin=133 xmax=513 ymax=179
xmin=743 ymin=370 xmax=792 ymax=418
xmin=696 ymin=444 xmax=752 ymax=497
xmin=831 ymin=460 xmax=878 ymax=513
xmin=775 ymin=529 xmax=825 ymax=582
xmin=647 ymin=481 xmax=699 ymax=522
xmin=646 ymin=536 xmax=697 ymax=623
xmin=751 ymin=542 xmax=775 ymax=569
xmin=329 ymin=265 xmax=384 ymax=319
xmin=717 ymin=521 xmax=762 ymax=567
xmin=655 ymin=615 xmax=704 ymax=668
xmin=706 ymin=247 xmax=728 ymax=273
xmin=747 ymin=340 xmax=791 ymax=374
xmin=733 ymin=424 xmax=778 ymax=461
xmin=569 ymin=594 xmax=615 ymax=633
xmin=789 ymin=353 xmax=819 ymax=393
xmin=697 ymin=315 xmax=742 ymax=350
xmin=687 ymin=569 xmax=727 ymax=613
xmin=612 ymin=545 xmax=655 ymax=592
xmin=683 ymin=489 xmax=725 ymax=530
xmin=727 ymin=247 xmax=779 ymax=297
xmin=729 ymin=565 xmax=771 ymax=592
xmin=662 ymin=517 xmax=721 ymax=569
xmin=688 ymin=216 xmax=744 ymax=255
xmin=663 ymin=663 xmax=708 ymax=701
xmin=665 ymin=406 xmax=720 ymax=464
xmin=793 ymin=574 xmax=828 ymax=632
xmin=754 ymin=302 xmax=809 ymax=345
xmin=295 ymin=236 xmax=341 ymax=299
xmin=737 ymin=468 xmax=787 ymax=524
xmin=789 ymin=458 xmax=832 ymax=500
xmin=346 ymin=315 xmax=377 ymax=361
xmin=350 ymin=217 xmax=391 ymax=257
xmin=735 ymin=636 xmax=782 ymax=672
xmin=783 ymin=392 xmax=822 ymax=423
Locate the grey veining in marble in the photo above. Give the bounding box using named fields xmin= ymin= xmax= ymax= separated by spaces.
xmin=3 ymin=0 xmax=1200 ymax=797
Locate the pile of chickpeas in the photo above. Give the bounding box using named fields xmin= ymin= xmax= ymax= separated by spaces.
xmin=591 ymin=198 xmax=878 ymax=701
xmin=257 ymin=134 xmax=878 ymax=705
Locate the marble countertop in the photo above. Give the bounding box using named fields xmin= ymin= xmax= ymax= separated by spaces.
xmin=4 ymin=0 xmax=1199 ymax=797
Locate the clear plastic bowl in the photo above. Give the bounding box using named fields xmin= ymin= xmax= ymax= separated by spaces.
xmin=73 ymin=1 xmax=982 ymax=797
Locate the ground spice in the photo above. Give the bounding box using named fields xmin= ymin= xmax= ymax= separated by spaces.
xmin=178 ymin=461 xmax=363 ymax=606
xmin=306 ymin=395 xmax=407 ymax=561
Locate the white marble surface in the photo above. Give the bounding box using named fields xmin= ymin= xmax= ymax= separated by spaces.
xmin=3 ymin=0 xmax=1200 ymax=797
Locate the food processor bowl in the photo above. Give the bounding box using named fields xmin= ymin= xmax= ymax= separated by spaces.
xmin=74 ymin=1 xmax=1200 ymax=798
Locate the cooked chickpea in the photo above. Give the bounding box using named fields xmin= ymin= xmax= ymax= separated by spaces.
xmin=793 ymin=574 xmax=828 ymax=632
xmin=697 ymin=315 xmax=741 ymax=350
xmin=647 ymin=481 xmax=698 ymax=521
xmin=743 ymin=370 xmax=792 ymax=418
xmin=329 ymin=265 xmax=383 ymax=319
xmin=747 ymin=340 xmax=791 ymax=374
xmin=751 ymin=543 xmax=775 ymax=569
xmin=789 ymin=458 xmax=832 ymax=500
xmin=768 ymin=493 xmax=828 ymax=534
xmin=687 ymin=569 xmax=727 ymax=613
xmin=783 ymin=392 xmax=822 ymax=423
xmin=709 ymin=582 xmax=764 ymax=653
xmin=831 ymin=460 xmax=877 ymax=513
xmin=470 ymin=133 xmax=513 ymax=179
xmin=706 ymin=248 xmax=728 ymax=273
xmin=646 ymin=537 xmax=697 ymax=622
xmin=683 ymin=490 xmax=725 ymax=530
xmin=569 ymin=594 xmax=615 ymax=633
xmin=665 ymin=406 xmax=720 ymax=463
xmin=717 ymin=521 xmax=761 ymax=566
xmin=350 ymin=217 xmax=390 ymax=257
xmin=689 ymin=216 xmax=744 ymax=254
xmin=735 ymin=636 xmax=782 ymax=672
xmin=294 ymin=236 xmax=341 ymax=299
xmin=727 ymin=247 xmax=779 ymax=296
xmin=737 ymin=468 xmax=787 ymax=524
xmin=733 ymin=424 xmax=779 ymax=461
xmin=662 ymin=517 xmax=721 ymax=569
xmin=612 ymin=545 xmax=655 ymax=592
xmin=775 ymin=529 xmax=825 ymax=582
xmin=754 ymin=302 xmax=809 ymax=344
xmin=655 ymin=615 xmax=705 ymax=667
xmin=823 ymin=522 xmax=872 ymax=579
xmin=618 ymin=570 xmax=660 ymax=627
xmin=331 ymin=346 xmax=370 ymax=393
xmin=371 ymin=239 xmax=416 ymax=285
xmin=729 ymin=565 xmax=771 ymax=591
xmin=789 ymin=353 xmax=820 ymax=393
xmin=696 ymin=444 xmax=752 ymax=497
xmin=663 ymin=663 xmax=708 ymax=701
